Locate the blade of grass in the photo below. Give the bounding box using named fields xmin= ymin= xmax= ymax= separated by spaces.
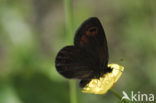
xmin=64 ymin=0 xmax=77 ymax=103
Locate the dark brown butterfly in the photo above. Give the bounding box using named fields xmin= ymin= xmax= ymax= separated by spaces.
xmin=55 ymin=17 xmax=112 ymax=87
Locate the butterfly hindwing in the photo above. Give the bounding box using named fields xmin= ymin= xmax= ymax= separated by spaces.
xmin=74 ymin=17 xmax=109 ymax=73
xmin=55 ymin=46 xmax=97 ymax=79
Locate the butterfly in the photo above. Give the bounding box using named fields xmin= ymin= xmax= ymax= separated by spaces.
xmin=55 ymin=17 xmax=124 ymax=94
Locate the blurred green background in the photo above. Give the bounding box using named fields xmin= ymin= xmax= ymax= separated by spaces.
xmin=0 ymin=0 xmax=156 ymax=103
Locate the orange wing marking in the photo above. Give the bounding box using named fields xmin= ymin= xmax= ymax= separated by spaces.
xmin=86 ymin=26 xmax=98 ymax=36
xmin=80 ymin=35 xmax=88 ymax=46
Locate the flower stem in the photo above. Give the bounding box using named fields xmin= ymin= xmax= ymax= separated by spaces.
xmin=64 ymin=0 xmax=73 ymax=43
xmin=64 ymin=0 xmax=77 ymax=103
xmin=69 ymin=80 xmax=77 ymax=103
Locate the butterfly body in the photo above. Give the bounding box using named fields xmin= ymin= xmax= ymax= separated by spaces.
xmin=55 ymin=17 xmax=113 ymax=88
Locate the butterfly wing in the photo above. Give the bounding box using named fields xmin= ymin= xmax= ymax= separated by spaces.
xmin=74 ymin=17 xmax=109 ymax=73
xmin=55 ymin=46 xmax=97 ymax=79
xmin=55 ymin=17 xmax=109 ymax=80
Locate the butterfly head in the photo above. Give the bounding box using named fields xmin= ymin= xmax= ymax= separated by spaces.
xmin=81 ymin=64 xmax=124 ymax=94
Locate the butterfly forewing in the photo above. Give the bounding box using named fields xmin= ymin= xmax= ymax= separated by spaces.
xmin=74 ymin=17 xmax=109 ymax=73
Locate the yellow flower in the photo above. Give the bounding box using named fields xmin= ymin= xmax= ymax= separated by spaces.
xmin=82 ymin=64 xmax=124 ymax=94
